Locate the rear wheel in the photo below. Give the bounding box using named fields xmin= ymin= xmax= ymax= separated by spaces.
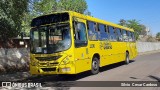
xmin=91 ymin=57 xmax=99 ymax=75
xmin=125 ymin=52 xmax=130 ymax=64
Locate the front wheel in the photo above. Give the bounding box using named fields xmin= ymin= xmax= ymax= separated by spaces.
xmin=91 ymin=57 xmax=99 ymax=75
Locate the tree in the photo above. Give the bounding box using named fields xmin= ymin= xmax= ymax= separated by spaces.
xmin=32 ymin=0 xmax=57 ymax=15
xmin=21 ymin=12 xmax=35 ymax=36
xmin=32 ymin=0 xmax=88 ymax=15
xmin=119 ymin=19 xmax=127 ymax=26
xmin=119 ymin=19 xmax=143 ymax=40
xmin=139 ymin=24 xmax=148 ymax=36
xmin=156 ymin=32 xmax=160 ymax=40
xmin=127 ymin=19 xmax=143 ymax=40
xmin=58 ymin=0 xmax=88 ymax=14
xmin=22 ymin=0 xmax=89 ymax=35
xmin=0 ymin=0 xmax=29 ymax=41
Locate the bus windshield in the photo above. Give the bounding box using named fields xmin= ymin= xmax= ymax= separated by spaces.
xmin=30 ymin=24 xmax=71 ymax=54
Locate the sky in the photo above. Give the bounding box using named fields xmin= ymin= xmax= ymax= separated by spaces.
xmin=86 ymin=0 xmax=160 ymax=35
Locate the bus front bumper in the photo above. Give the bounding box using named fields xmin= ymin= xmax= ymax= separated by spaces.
xmin=29 ymin=64 xmax=76 ymax=75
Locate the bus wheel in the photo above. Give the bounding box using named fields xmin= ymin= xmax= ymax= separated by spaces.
xmin=125 ymin=52 xmax=130 ymax=64
xmin=91 ymin=57 xmax=99 ymax=75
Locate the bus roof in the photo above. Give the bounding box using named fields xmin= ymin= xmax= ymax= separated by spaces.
xmin=32 ymin=11 xmax=134 ymax=32
xmin=68 ymin=11 xmax=134 ymax=32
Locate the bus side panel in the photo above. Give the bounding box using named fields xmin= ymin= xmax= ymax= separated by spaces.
xmin=116 ymin=42 xmax=127 ymax=62
xmin=74 ymin=47 xmax=92 ymax=74
xmin=131 ymin=42 xmax=138 ymax=59
xmin=99 ymin=41 xmax=113 ymax=67
xmin=126 ymin=41 xmax=137 ymax=60
xmin=87 ymin=41 xmax=113 ymax=68
xmin=110 ymin=42 xmax=126 ymax=64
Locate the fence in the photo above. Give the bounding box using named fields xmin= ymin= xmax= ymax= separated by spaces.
xmin=137 ymin=42 xmax=160 ymax=53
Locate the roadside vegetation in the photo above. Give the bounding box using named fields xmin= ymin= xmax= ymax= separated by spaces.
xmin=0 ymin=0 xmax=158 ymax=44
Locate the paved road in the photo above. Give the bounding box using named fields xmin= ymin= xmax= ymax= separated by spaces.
xmin=70 ymin=52 xmax=160 ymax=90
xmin=0 ymin=52 xmax=160 ymax=90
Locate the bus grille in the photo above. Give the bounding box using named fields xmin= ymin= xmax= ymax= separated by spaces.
xmin=41 ymin=68 xmax=56 ymax=72
xmin=39 ymin=62 xmax=59 ymax=67
xmin=35 ymin=56 xmax=62 ymax=61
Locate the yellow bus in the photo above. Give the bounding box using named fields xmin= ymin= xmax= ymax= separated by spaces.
xmin=30 ymin=11 xmax=137 ymax=75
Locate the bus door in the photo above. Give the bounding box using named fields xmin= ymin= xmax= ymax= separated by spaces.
xmin=73 ymin=18 xmax=90 ymax=73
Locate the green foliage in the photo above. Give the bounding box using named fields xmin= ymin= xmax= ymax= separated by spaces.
xmin=22 ymin=0 xmax=89 ymax=36
xmin=119 ymin=19 xmax=143 ymax=40
xmin=58 ymin=0 xmax=87 ymax=14
xmin=33 ymin=0 xmax=57 ymax=15
xmin=33 ymin=0 xmax=88 ymax=15
xmin=156 ymin=32 xmax=160 ymax=38
xmin=119 ymin=19 xmax=127 ymax=26
xmin=0 ymin=0 xmax=28 ymax=40
xmin=127 ymin=20 xmax=143 ymax=40
xmin=139 ymin=25 xmax=147 ymax=36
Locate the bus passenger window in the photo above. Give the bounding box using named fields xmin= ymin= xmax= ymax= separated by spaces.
xmin=131 ymin=32 xmax=135 ymax=42
xmin=122 ymin=30 xmax=128 ymax=42
xmin=98 ymin=24 xmax=109 ymax=40
xmin=109 ymin=26 xmax=116 ymax=41
xmin=116 ymin=28 xmax=123 ymax=41
xmin=87 ymin=21 xmax=98 ymax=40
xmin=127 ymin=31 xmax=132 ymax=42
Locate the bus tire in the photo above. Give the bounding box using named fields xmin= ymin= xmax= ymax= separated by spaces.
xmin=125 ymin=52 xmax=130 ymax=64
xmin=91 ymin=57 xmax=99 ymax=75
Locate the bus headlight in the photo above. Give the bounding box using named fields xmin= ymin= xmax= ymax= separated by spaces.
xmin=62 ymin=67 xmax=71 ymax=72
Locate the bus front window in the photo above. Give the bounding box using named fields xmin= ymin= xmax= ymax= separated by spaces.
xmin=30 ymin=24 xmax=71 ymax=54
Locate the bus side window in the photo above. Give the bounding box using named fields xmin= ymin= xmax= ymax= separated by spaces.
xmin=131 ymin=32 xmax=135 ymax=42
xmin=109 ymin=26 xmax=116 ymax=41
xmin=106 ymin=26 xmax=110 ymax=38
xmin=98 ymin=24 xmax=109 ymax=40
xmin=127 ymin=31 xmax=132 ymax=42
xmin=116 ymin=28 xmax=123 ymax=41
xmin=122 ymin=30 xmax=128 ymax=42
xmin=87 ymin=21 xmax=98 ymax=40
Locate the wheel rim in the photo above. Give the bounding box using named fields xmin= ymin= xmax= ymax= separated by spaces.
xmin=126 ymin=54 xmax=129 ymax=63
xmin=92 ymin=60 xmax=98 ymax=70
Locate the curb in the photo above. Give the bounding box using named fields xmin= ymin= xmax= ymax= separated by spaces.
xmin=138 ymin=50 xmax=160 ymax=56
